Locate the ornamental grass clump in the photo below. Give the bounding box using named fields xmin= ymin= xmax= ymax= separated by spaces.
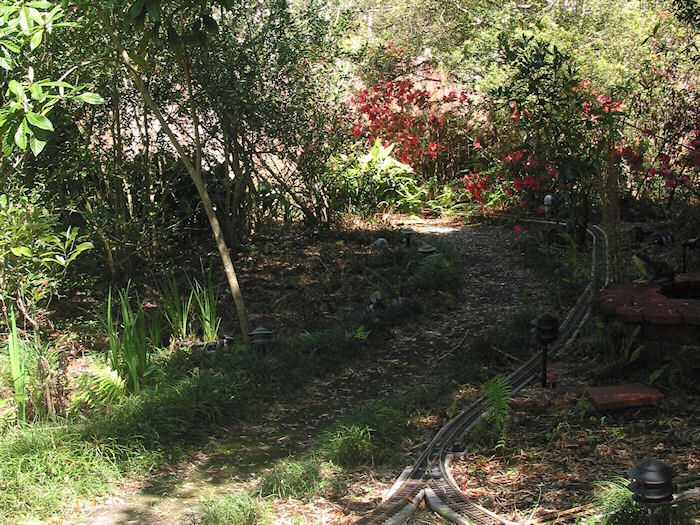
xmin=105 ymin=284 xmax=158 ymax=394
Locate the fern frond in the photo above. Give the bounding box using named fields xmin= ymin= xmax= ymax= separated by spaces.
xmin=483 ymin=376 xmax=512 ymax=451
xmin=483 ymin=376 xmax=512 ymax=425
xmin=70 ymin=363 xmax=125 ymax=414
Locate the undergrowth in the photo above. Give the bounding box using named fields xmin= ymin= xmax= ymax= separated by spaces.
xmin=257 ymin=458 xmax=330 ymax=500
xmin=195 ymin=491 xmax=268 ymax=525
xmin=0 ymin=231 xmax=467 ymax=520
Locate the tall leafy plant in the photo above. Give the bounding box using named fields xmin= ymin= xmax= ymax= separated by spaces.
xmin=158 ymin=275 xmax=192 ymax=344
xmin=0 ymin=191 xmax=93 ymax=329
xmin=79 ymin=0 xmax=252 ymax=345
xmin=105 ymin=284 xmax=157 ymax=394
xmin=7 ymin=308 xmax=27 ymax=424
xmin=191 ymin=273 xmax=221 ymax=342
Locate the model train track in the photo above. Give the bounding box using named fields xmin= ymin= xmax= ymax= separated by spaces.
xmin=353 ymin=222 xmax=609 ymax=525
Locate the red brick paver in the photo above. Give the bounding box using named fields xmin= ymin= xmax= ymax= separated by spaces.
xmin=585 ymin=383 xmax=664 ymax=411
xmin=592 ymin=276 xmax=700 ymax=326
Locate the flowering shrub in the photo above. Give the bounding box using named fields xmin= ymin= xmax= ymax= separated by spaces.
xmin=348 ymin=43 xmax=481 ymax=186
xmin=626 ymin=31 xmax=700 ymax=208
xmin=483 ymin=34 xmax=629 ymax=233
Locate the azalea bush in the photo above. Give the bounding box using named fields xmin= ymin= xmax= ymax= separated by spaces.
xmin=347 ymin=43 xmax=483 ymax=186
xmin=477 ymin=34 xmax=627 ymax=237
xmin=623 ymin=21 xmax=700 ymax=209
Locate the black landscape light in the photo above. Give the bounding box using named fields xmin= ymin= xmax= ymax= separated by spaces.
xmin=627 ymin=458 xmax=676 ymax=524
xmin=249 ymin=326 xmax=274 ymax=350
xmin=530 ymin=313 xmax=559 ymax=387
xmin=402 ymin=227 xmax=416 ymax=247
xmin=682 ymin=237 xmax=699 ymax=272
xmin=418 ymin=243 xmax=436 ymax=255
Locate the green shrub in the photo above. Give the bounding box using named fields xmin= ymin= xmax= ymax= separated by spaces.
xmin=406 ymin=253 xmax=462 ymax=295
xmin=319 ymin=424 xmax=373 ymax=467
xmin=196 ymin=491 xmax=267 ymax=525
xmin=0 ymin=424 xmax=132 ymax=521
xmin=257 ymin=458 xmax=328 ymax=500
xmin=592 ymin=476 xmax=691 ymax=525
xmin=318 ymin=397 xmax=420 ymax=467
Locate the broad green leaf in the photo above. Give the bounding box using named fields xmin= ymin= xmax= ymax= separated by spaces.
xmin=10 ymin=246 xmax=32 ymax=257
xmin=19 ymin=7 xmax=29 ymax=34
xmin=74 ymin=241 xmax=94 ymax=253
xmin=29 ymin=135 xmax=46 ymax=156
xmin=128 ymin=0 xmax=146 ymax=20
xmin=2 ymin=126 xmax=15 ymax=156
xmin=29 ymin=83 xmax=43 ymax=100
xmin=8 ymin=79 xmax=22 ymax=98
xmin=55 ymin=254 xmax=65 ymax=265
xmin=30 ymin=28 xmax=43 ymax=50
xmin=39 ymin=80 xmax=73 ymax=88
xmin=202 ymin=15 xmax=217 ymax=34
xmin=145 ymin=0 xmax=160 ymax=21
xmin=26 ymin=111 xmax=53 ymax=131
xmin=27 ymin=1 xmax=53 ymax=9
xmin=2 ymin=41 xmax=20 ymax=53
xmin=0 ymin=57 xmax=11 ymax=71
xmin=0 ymin=194 xmax=7 ymax=208
xmin=45 ymin=5 xmax=63 ymax=31
xmin=13 ymin=122 xmax=26 ymax=149
xmin=75 ymin=92 xmax=105 ymax=104
xmin=27 ymin=7 xmax=44 ymax=25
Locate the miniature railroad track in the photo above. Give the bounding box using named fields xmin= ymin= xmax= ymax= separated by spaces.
xmin=353 ymin=222 xmax=609 ymax=525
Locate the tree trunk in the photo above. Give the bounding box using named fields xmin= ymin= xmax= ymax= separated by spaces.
xmin=101 ymin=12 xmax=251 ymax=346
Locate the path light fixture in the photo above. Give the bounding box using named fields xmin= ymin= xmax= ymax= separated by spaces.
xmin=418 ymin=243 xmax=436 ymax=255
xmin=402 ymin=228 xmax=416 ymax=247
xmin=682 ymin=237 xmax=698 ymax=272
xmin=627 ymin=458 xmax=676 ymax=524
xmin=249 ymin=326 xmax=274 ymax=351
xmin=544 ymin=194 xmax=553 ymax=218
xmin=530 ymin=314 xmax=559 ymax=387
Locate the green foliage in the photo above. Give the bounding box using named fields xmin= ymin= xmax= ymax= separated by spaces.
xmin=191 ymin=273 xmax=221 ymax=342
xmin=0 ymin=188 xmax=93 ymax=325
xmin=518 ymin=231 xmax=588 ymax=308
xmin=105 ymin=284 xmax=157 ymax=394
xmin=318 ymin=424 xmax=374 ymax=468
xmin=7 ymin=308 xmax=27 ymax=424
xmin=592 ymin=477 xmax=648 ymax=525
xmin=483 ymin=376 xmax=512 ymax=451
xmin=673 ymin=0 xmax=700 ymax=28
xmin=157 ymin=275 xmax=193 ymax=343
xmin=196 ymin=491 xmax=268 ymax=525
xmin=0 ymin=424 xmax=133 ymax=522
xmin=333 ymin=139 xmax=421 ymax=217
xmin=406 ymin=253 xmax=462 ymax=296
xmin=69 ymin=363 xmax=126 ymax=415
xmin=0 ymin=1 xmax=103 ymax=158
xmin=318 ymin=397 xmax=418 ymax=467
xmin=257 ymin=458 xmax=328 ymax=500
